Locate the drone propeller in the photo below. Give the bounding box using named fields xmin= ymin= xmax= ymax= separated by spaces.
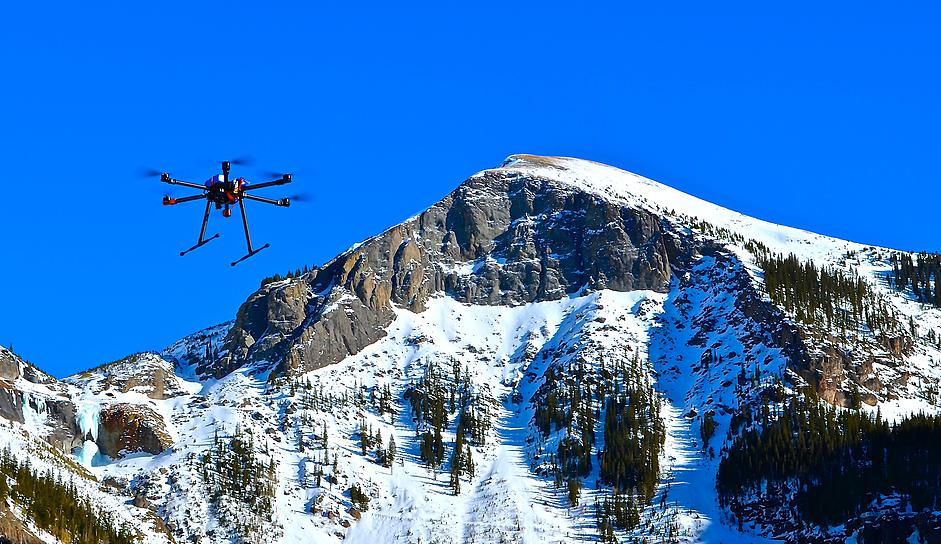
xmin=137 ymin=167 xmax=165 ymax=179
xmin=230 ymin=156 xmax=253 ymax=166
xmin=260 ymin=167 xmax=311 ymax=181
xmin=138 ymin=168 xmax=176 ymax=197
xmin=288 ymin=192 xmax=313 ymax=203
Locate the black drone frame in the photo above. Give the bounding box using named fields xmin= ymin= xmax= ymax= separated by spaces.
xmin=161 ymin=161 xmax=292 ymax=266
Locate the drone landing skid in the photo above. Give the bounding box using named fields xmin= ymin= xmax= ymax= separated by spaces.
xmin=180 ymin=233 xmax=220 ymax=257
xmin=231 ymin=243 xmax=270 ymax=267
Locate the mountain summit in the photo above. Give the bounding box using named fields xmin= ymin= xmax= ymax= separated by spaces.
xmin=2 ymin=155 xmax=940 ymax=544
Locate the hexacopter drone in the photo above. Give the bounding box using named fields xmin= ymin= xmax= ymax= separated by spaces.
xmin=159 ymin=160 xmax=293 ymax=266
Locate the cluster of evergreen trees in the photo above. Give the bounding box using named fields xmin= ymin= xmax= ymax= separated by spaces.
xmin=375 ymin=383 xmax=395 ymax=416
xmin=595 ymin=491 xmax=642 ymax=542
xmin=299 ymin=427 xmax=340 ymax=493
xmin=533 ymin=352 xmax=665 ymax=533
xmin=407 ymin=363 xmax=448 ymax=470
xmin=349 ymin=483 xmax=370 ymax=511
xmin=286 ymin=377 xmax=340 ymax=492
xmin=717 ymin=390 xmax=941 ymax=527
xmin=358 ymin=419 xmax=396 ymax=468
xmin=688 ymin=218 xmax=747 ymax=246
xmin=598 ymin=378 xmax=664 ymax=503
xmin=199 ymin=428 xmax=277 ymax=540
xmin=260 ymin=264 xmax=314 ymax=288
xmin=0 ymin=446 xmax=135 ymax=544
xmin=533 ymin=361 xmax=595 ymax=505
xmin=289 ymin=377 xmax=362 ymax=414
xmin=891 ymin=252 xmax=941 ymax=308
xmin=753 ymin=250 xmax=906 ymax=340
xmin=287 ymin=376 xmax=401 ymax=504
xmin=448 ymin=403 xmax=478 ymax=495
xmin=404 ymin=360 xmax=488 ymax=494
xmin=699 ymin=411 xmax=716 ymax=451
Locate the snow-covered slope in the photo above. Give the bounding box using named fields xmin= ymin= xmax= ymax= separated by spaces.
xmin=2 ymin=155 xmax=940 ymax=544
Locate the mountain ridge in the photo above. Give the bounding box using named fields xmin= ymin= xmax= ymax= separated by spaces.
xmin=1 ymin=154 xmax=940 ymax=543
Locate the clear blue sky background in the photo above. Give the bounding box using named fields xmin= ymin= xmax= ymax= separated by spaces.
xmin=2 ymin=2 xmax=939 ymax=377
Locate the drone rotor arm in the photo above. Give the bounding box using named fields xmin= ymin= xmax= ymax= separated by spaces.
xmin=162 ymin=175 xmax=208 ymax=192
xmin=242 ymin=193 xmax=290 ymax=207
xmin=242 ymin=175 xmax=292 ymax=191
xmin=163 ymin=194 xmax=207 ymax=206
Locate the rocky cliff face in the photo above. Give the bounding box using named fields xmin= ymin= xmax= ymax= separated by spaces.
xmin=0 ymin=349 xmax=20 ymax=382
xmin=0 ymin=347 xmax=80 ymax=451
xmin=219 ymin=157 xmax=679 ymax=378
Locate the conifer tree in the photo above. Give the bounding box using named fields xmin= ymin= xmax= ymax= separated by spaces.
xmin=387 ymin=435 xmax=396 ymax=468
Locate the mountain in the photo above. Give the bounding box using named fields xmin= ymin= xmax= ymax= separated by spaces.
xmin=1 ymin=154 xmax=940 ymax=544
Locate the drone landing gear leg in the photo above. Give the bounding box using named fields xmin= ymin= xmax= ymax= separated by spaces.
xmin=180 ymin=200 xmax=220 ymax=256
xmin=231 ymin=198 xmax=269 ymax=266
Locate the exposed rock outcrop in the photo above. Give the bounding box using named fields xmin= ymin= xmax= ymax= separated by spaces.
xmin=0 ymin=348 xmax=20 ymax=381
xmin=0 ymin=507 xmax=46 ymax=544
xmin=220 ymin=160 xmax=678 ymax=377
xmin=0 ymin=349 xmax=81 ymax=449
xmin=0 ymin=382 xmax=24 ymax=425
xmin=97 ymin=403 xmax=173 ymax=457
xmin=70 ymin=352 xmax=187 ymax=400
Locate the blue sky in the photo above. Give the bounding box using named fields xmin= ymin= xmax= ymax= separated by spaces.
xmin=2 ymin=2 xmax=939 ymax=376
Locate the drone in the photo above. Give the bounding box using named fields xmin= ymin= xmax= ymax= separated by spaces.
xmin=159 ymin=160 xmax=293 ymax=266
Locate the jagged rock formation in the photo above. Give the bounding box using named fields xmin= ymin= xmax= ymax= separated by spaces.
xmin=0 ymin=350 xmax=20 ymax=382
xmin=0 ymin=348 xmax=80 ymax=451
xmin=0 ymin=381 xmax=24 ymax=425
xmin=220 ymin=158 xmax=682 ymax=378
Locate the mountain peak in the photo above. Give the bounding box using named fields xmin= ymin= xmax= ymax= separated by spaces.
xmin=216 ymin=157 xmax=683 ymax=377
xmin=487 ymin=154 xmax=871 ymax=259
xmin=480 ymin=153 xmax=662 ymax=207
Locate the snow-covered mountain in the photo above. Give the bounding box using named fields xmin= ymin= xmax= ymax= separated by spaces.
xmin=2 ymin=155 xmax=940 ymax=544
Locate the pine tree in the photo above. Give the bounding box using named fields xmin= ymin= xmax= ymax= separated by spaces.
xmin=374 ymin=431 xmax=384 ymax=463
xmin=567 ymin=477 xmax=581 ymax=507
xmin=465 ymin=444 xmax=474 ymax=478
xmin=387 ymin=435 xmax=396 ymax=468
xmin=935 ymin=270 xmax=941 ymax=307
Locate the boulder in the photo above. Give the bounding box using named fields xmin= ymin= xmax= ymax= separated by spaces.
xmin=97 ymin=403 xmax=173 ymax=457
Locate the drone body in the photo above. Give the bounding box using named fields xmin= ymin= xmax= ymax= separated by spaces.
xmin=160 ymin=160 xmax=293 ymax=266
